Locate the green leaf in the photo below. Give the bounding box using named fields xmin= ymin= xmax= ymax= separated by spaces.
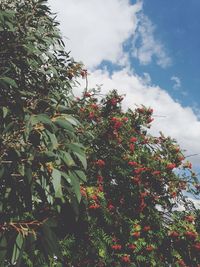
xmin=45 ymin=130 xmax=58 ymax=150
xmin=30 ymin=114 xmax=56 ymax=132
xmin=56 ymin=105 xmax=71 ymax=113
xmin=2 ymin=107 xmax=8 ymax=118
xmin=0 ymin=166 xmax=4 ymax=179
xmin=61 ymin=172 xmax=71 ymax=185
xmin=41 ymin=220 xmax=61 ymax=259
xmin=5 ymin=21 xmax=15 ymax=31
xmin=11 ymin=233 xmax=24 ymax=265
xmin=69 ymin=193 xmax=80 ymax=219
xmin=0 ymin=234 xmax=7 ymax=265
xmin=68 ymin=143 xmax=85 ymax=156
xmin=73 ymin=170 xmax=87 ymax=182
xmin=74 ymin=152 xmax=87 ymax=170
xmin=54 ymin=118 xmax=74 ymax=132
xmin=59 ymin=151 xmax=75 ymax=167
xmin=37 ymin=151 xmax=57 ymax=163
xmin=3 ymin=121 xmax=15 ymax=134
xmin=99 ymin=248 xmax=106 ymax=258
xmin=25 ymin=164 xmax=32 ymax=184
xmin=68 ymin=143 xmax=86 ymax=169
xmin=52 ymin=168 xmax=62 ymax=198
xmin=24 ymin=114 xmax=56 ymax=141
xmin=62 ymin=114 xmax=80 ymax=126
xmin=0 ymin=76 xmax=17 ymax=88
xmin=31 ymin=114 xmax=51 ymax=125
xmin=68 ymin=171 xmax=81 ymax=203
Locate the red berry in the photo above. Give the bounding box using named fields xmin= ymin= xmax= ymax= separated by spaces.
xmin=128 ymin=161 xmax=138 ymax=167
xmin=121 ymin=255 xmax=130 ymax=263
xmin=166 ymin=163 xmax=176 ymax=170
xmin=88 ymin=204 xmax=100 ymax=210
xmin=108 ymin=204 xmax=115 ymax=211
xmin=147 ymin=117 xmax=154 ymax=123
xmin=91 ymin=195 xmax=98 ymax=201
xmin=193 ymin=242 xmax=200 ymax=250
xmin=152 ymin=170 xmax=161 ymax=176
xmin=185 ymin=231 xmax=197 ymax=239
xmin=177 ymin=259 xmax=186 ymax=266
xmin=130 ymin=137 xmax=137 ymax=143
xmin=146 ymin=245 xmax=154 ymax=251
xmin=112 ymin=244 xmax=122 ymax=250
xmin=110 ymin=98 xmax=118 ymax=105
xmin=128 ymin=244 xmax=136 ymax=250
xmin=129 ymin=143 xmax=135 ymax=152
xmin=122 ymin=117 xmax=128 ymax=122
xmin=84 ymin=92 xmax=91 ymax=97
xmin=169 ymin=231 xmax=179 ymax=238
xmin=89 ymin=112 xmax=95 ymax=119
xmin=143 ymin=226 xmax=151 ymax=232
xmin=95 ymin=160 xmax=105 ymax=167
xmin=185 ymin=215 xmax=195 ymax=222
xmin=132 ymin=232 xmax=140 ymax=238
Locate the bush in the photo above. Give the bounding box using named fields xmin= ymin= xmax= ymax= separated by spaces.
xmin=64 ymin=89 xmax=200 ymax=266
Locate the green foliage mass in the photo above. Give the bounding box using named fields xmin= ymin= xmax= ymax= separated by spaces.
xmin=65 ymin=89 xmax=200 ymax=267
xmin=0 ymin=0 xmax=86 ymax=265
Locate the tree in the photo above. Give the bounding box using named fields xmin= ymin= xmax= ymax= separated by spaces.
xmin=0 ymin=0 xmax=86 ymax=265
xmin=62 ymin=89 xmax=200 ymax=267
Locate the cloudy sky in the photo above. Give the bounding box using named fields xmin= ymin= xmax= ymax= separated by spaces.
xmin=48 ymin=0 xmax=200 ymax=171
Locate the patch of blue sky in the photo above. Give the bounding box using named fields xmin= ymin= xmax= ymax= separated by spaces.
xmin=140 ymin=0 xmax=200 ymax=109
xmin=96 ymin=0 xmax=200 ymax=114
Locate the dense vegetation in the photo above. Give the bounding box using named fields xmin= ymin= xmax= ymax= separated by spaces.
xmin=0 ymin=0 xmax=86 ymax=265
xmin=0 ymin=0 xmax=200 ymax=266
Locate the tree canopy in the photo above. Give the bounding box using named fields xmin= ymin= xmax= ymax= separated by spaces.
xmin=0 ymin=0 xmax=86 ymax=265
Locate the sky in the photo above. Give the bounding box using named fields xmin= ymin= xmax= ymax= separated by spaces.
xmin=48 ymin=0 xmax=200 ymax=172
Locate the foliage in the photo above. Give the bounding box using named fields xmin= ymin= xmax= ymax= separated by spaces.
xmin=59 ymin=89 xmax=200 ymax=267
xmin=0 ymin=0 xmax=86 ymax=265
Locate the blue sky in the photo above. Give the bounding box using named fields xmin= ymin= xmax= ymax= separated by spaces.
xmin=136 ymin=0 xmax=200 ymax=113
xmin=99 ymin=0 xmax=200 ymax=114
xmin=49 ymin=0 xmax=200 ymax=170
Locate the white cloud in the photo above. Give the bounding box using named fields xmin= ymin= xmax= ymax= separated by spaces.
xmin=48 ymin=0 xmax=142 ymax=69
xmin=76 ymin=68 xmax=200 ymax=167
xmin=132 ymin=14 xmax=171 ymax=68
xmin=48 ymin=0 xmax=171 ymax=69
xmin=192 ymin=103 xmax=200 ymax=119
xmin=48 ymin=0 xmax=200 ymax=168
xmin=171 ymin=76 xmax=181 ymax=90
xmin=142 ymin=72 xmax=151 ymax=85
xmin=188 ymin=198 xmax=200 ymax=209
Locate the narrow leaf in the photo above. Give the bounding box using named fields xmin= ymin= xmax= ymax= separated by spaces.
xmin=0 ymin=234 xmax=7 ymax=265
xmin=68 ymin=171 xmax=81 ymax=203
xmin=59 ymin=151 xmax=75 ymax=167
xmin=11 ymin=233 xmax=24 ymax=265
xmin=52 ymin=169 xmax=62 ymax=198
xmin=73 ymin=170 xmax=87 ymax=182
xmin=0 ymin=77 xmax=17 ymax=88
xmin=54 ymin=118 xmax=74 ymax=132
xmin=74 ymin=152 xmax=87 ymax=170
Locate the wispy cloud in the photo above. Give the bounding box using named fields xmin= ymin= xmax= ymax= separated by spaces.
xmin=142 ymin=72 xmax=151 ymax=85
xmin=132 ymin=14 xmax=172 ymax=68
xmin=171 ymin=76 xmax=181 ymax=89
